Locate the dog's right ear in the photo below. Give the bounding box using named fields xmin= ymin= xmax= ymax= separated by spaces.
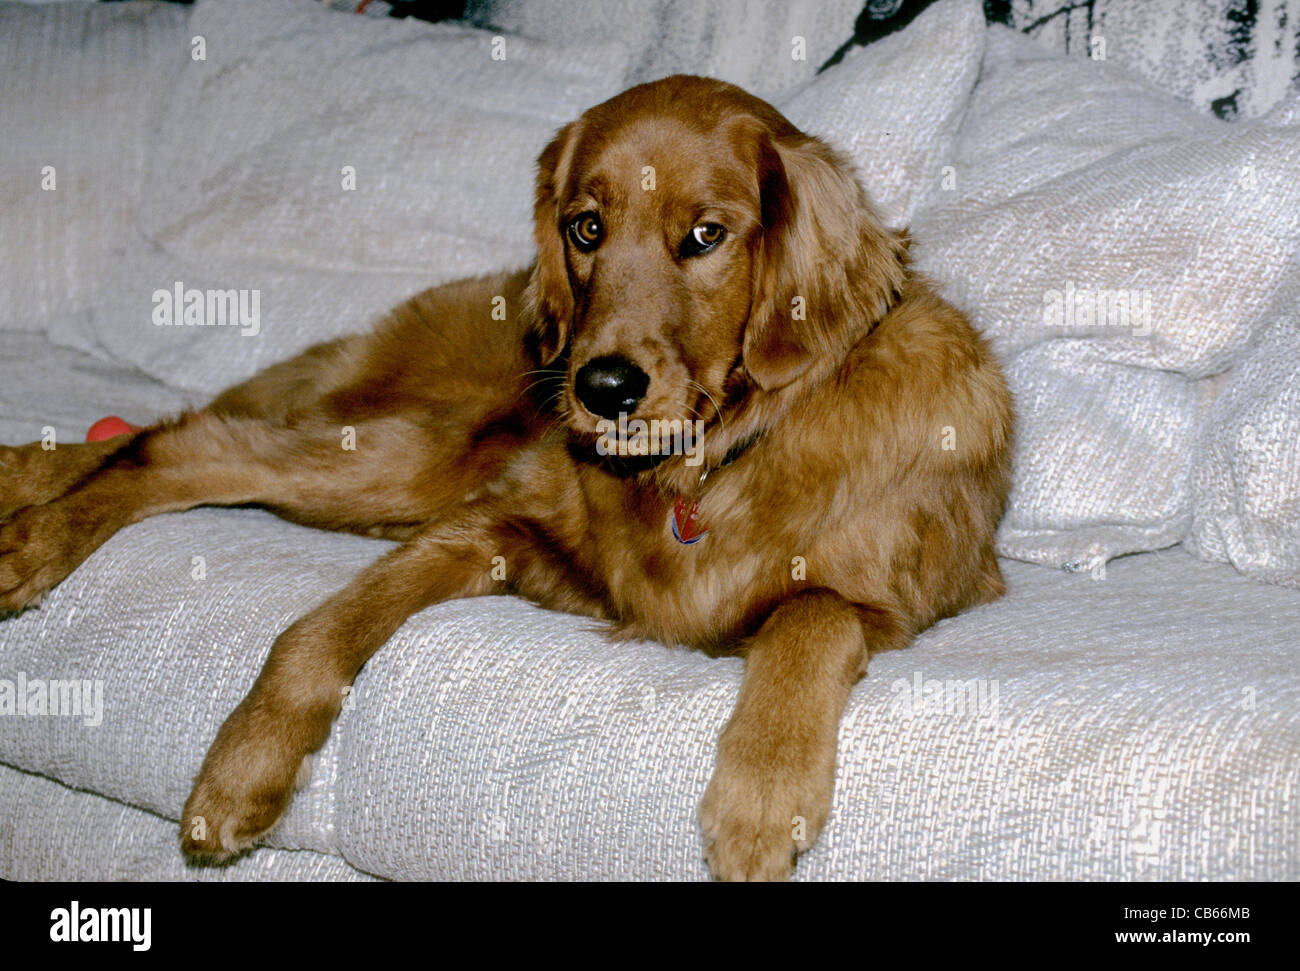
xmin=525 ymin=123 xmax=578 ymax=365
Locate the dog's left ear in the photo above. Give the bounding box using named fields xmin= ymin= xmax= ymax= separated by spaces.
xmin=524 ymin=123 xmax=578 ymax=365
xmin=743 ymin=129 xmax=909 ymax=390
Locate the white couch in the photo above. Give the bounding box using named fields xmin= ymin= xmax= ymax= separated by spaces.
xmin=1 ymin=0 xmax=1297 ymax=881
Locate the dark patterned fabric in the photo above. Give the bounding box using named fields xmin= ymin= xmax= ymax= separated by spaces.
xmin=114 ymin=0 xmax=469 ymax=23
xmin=824 ymin=0 xmax=1300 ymax=119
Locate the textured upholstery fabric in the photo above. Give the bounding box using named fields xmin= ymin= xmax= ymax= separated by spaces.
xmin=0 ymin=766 xmax=380 ymax=882
xmin=0 ymin=342 xmax=1296 ymax=880
xmin=0 ymin=335 xmax=193 ymax=447
xmin=471 ymin=0 xmax=1300 ymax=122
xmin=465 ymin=0 xmax=864 ymax=101
xmin=1186 ymin=297 xmax=1300 ymax=588
xmin=0 ymin=0 xmax=187 ymax=334
xmin=137 ymin=0 xmax=630 ymax=275
xmin=911 ymin=26 xmax=1300 ymax=572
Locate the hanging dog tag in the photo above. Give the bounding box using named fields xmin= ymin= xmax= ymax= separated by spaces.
xmin=669 ymin=495 xmax=708 ymax=544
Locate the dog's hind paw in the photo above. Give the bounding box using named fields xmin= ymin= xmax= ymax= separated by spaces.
xmin=0 ymin=440 xmax=121 ymax=521
xmin=0 ymin=501 xmax=99 ymax=613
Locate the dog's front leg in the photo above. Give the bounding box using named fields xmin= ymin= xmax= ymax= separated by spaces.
xmin=181 ymin=506 xmax=507 ymax=859
xmin=699 ymin=590 xmax=906 ymax=881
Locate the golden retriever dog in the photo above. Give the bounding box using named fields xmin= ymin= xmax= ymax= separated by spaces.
xmin=0 ymin=75 xmax=1011 ymax=880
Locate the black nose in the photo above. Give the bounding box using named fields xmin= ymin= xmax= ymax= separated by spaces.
xmin=574 ymin=355 xmax=649 ymax=420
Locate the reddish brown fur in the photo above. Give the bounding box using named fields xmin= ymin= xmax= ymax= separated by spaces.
xmin=0 ymin=76 xmax=1012 ymax=880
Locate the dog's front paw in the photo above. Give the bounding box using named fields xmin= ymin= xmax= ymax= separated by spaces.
xmin=699 ymin=719 xmax=836 ymax=882
xmin=180 ymin=707 xmax=311 ymax=860
xmin=0 ymin=501 xmax=102 ymax=613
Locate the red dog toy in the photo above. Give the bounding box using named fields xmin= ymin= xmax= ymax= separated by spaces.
xmin=85 ymin=416 xmax=140 ymax=443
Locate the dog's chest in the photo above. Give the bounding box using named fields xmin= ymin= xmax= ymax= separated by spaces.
xmin=579 ymin=473 xmax=790 ymax=643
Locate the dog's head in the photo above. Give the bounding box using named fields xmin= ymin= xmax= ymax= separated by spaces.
xmin=525 ymin=75 xmax=907 ymax=475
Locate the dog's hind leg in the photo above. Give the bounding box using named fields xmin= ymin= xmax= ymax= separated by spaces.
xmin=0 ymin=335 xmax=367 ymax=522
xmin=0 ymin=399 xmax=545 ymax=613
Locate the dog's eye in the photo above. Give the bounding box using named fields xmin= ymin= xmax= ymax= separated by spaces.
xmin=681 ymin=223 xmax=726 ymax=258
xmin=568 ymin=212 xmax=603 ymax=251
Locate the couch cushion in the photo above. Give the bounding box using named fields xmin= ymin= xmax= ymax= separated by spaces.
xmin=910 ymin=26 xmax=1300 ymax=573
xmin=1 ymin=340 xmax=1294 ymax=879
xmin=332 ymin=547 xmax=1300 ymax=880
